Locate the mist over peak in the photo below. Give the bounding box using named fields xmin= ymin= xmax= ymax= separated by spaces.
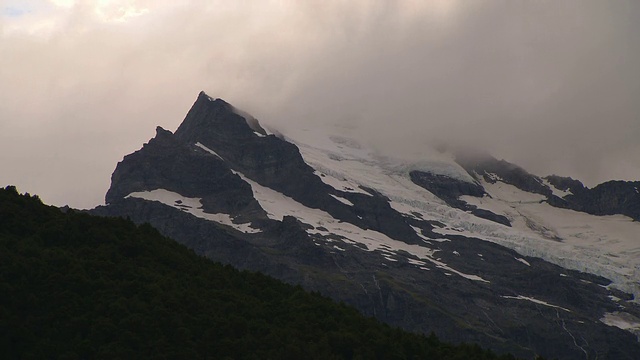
xmin=1 ymin=1 xmax=639 ymax=208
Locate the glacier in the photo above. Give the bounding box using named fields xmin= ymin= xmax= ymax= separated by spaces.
xmin=276 ymin=123 xmax=640 ymax=303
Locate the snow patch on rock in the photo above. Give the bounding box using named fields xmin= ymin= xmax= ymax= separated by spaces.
xmin=502 ymin=295 xmax=571 ymax=312
xmin=126 ymin=189 xmax=259 ymax=234
xmin=330 ymin=194 xmax=354 ymax=206
xmin=195 ymin=142 xmax=223 ymax=159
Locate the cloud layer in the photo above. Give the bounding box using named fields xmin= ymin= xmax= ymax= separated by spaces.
xmin=1 ymin=0 xmax=639 ymax=208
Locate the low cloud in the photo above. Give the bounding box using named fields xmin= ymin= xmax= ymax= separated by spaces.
xmin=1 ymin=0 xmax=639 ymax=208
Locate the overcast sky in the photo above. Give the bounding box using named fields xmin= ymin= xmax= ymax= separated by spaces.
xmin=1 ymin=0 xmax=639 ymax=209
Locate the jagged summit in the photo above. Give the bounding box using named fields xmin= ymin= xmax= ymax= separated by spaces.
xmin=154 ymin=126 xmax=173 ymax=137
xmin=175 ymin=91 xmax=267 ymax=144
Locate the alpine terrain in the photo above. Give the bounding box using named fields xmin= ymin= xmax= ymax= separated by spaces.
xmin=94 ymin=92 xmax=640 ymax=359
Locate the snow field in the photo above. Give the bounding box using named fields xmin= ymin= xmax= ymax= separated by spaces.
xmin=277 ymin=125 xmax=640 ymax=303
xmin=126 ymin=189 xmax=259 ymax=234
xmin=233 ymin=170 xmax=490 ymax=283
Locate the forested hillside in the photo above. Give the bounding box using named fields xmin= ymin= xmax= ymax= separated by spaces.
xmin=0 ymin=186 xmax=536 ymax=359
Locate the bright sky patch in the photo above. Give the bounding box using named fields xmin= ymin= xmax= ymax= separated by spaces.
xmin=2 ymin=6 xmax=30 ymax=17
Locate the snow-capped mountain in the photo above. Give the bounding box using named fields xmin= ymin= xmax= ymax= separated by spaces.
xmin=94 ymin=92 xmax=640 ymax=359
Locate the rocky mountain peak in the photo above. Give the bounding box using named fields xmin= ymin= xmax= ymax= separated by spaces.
xmin=174 ymin=91 xmax=266 ymax=146
xmin=95 ymin=91 xmax=640 ymax=359
xmin=154 ymin=126 xmax=173 ymax=139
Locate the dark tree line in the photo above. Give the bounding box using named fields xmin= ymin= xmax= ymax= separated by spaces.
xmin=0 ymin=186 xmax=546 ymax=359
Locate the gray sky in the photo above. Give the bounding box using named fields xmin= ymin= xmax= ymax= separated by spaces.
xmin=1 ymin=0 xmax=639 ymax=209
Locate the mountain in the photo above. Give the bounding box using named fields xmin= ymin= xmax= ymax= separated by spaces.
xmin=94 ymin=91 xmax=640 ymax=359
xmin=1 ymin=186 xmax=527 ymax=359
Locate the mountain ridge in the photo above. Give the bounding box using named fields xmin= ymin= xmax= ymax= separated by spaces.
xmin=94 ymin=91 xmax=640 ymax=359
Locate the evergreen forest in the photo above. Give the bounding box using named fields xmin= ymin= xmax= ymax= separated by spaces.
xmin=0 ymin=186 xmax=543 ymax=359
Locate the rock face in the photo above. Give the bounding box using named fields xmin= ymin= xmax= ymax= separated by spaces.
xmin=455 ymin=152 xmax=640 ymax=221
xmin=409 ymin=171 xmax=511 ymax=226
xmin=554 ymin=179 xmax=640 ymax=220
xmin=94 ymin=92 xmax=640 ymax=360
xmin=105 ymin=125 xmax=265 ymax=220
xmin=545 ymin=174 xmax=587 ymax=194
xmin=456 ymin=150 xmax=552 ymax=197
